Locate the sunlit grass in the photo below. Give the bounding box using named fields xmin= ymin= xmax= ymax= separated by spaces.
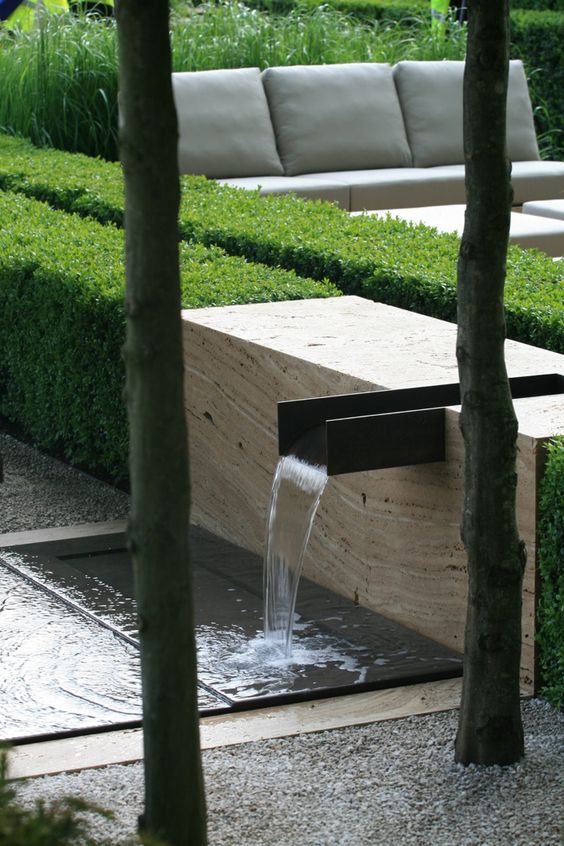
xmin=0 ymin=2 xmax=468 ymax=160
xmin=170 ymin=2 xmax=467 ymax=70
xmin=0 ymin=13 xmax=118 ymax=158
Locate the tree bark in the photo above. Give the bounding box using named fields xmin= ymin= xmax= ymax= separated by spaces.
xmin=455 ymin=0 xmax=525 ymax=765
xmin=116 ymin=1 xmax=207 ymax=841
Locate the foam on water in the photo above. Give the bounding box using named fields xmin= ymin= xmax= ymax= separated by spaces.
xmin=196 ymin=620 xmax=370 ymax=700
xmin=263 ymin=455 xmax=328 ymax=657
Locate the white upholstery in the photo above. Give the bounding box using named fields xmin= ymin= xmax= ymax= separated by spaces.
xmin=172 ymin=60 xmax=562 ymax=215
xmin=261 ymin=63 xmax=412 ymax=176
xmin=432 ymin=161 xmax=564 ymax=205
xmin=217 ymin=175 xmax=351 ymax=209
xmin=172 ymin=68 xmax=283 ymax=178
xmin=393 ymin=59 xmax=540 ymax=167
xmin=507 ymin=61 xmax=541 ymax=162
xmin=522 ymin=199 xmax=564 ymax=221
xmin=510 ymin=161 xmax=564 ymax=204
xmin=304 ymin=166 xmax=466 ymax=211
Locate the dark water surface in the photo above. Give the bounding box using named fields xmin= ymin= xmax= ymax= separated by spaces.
xmin=0 ymin=528 xmax=462 ymax=743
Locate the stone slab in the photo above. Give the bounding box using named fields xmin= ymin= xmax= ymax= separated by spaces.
xmin=182 ymin=296 xmax=564 ymax=692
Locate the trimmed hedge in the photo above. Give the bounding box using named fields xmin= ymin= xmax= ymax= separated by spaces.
xmin=1 ymin=134 xmax=562 ymax=354
xmin=0 ymin=189 xmax=338 ymax=481
xmin=537 ymin=437 xmax=564 ymax=709
xmin=511 ymin=10 xmax=564 ymax=159
xmin=0 ymin=138 xmax=561 ymax=698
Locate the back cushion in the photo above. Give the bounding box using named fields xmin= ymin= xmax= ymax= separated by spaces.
xmin=393 ymin=59 xmax=540 ymax=167
xmin=172 ymin=68 xmax=284 ymax=178
xmin=261 ymin=63 xmax=412 ymax=176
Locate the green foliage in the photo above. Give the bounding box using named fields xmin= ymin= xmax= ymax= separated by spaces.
xmin=0 ymin=3 xmax=466 ymax=159
xmin=537 ymin=437 xmax=564 ymax=709
xmin=170 ymin=1 xmax=466 ymax=67
xmin=0 ymin=188 xmax=337 ymax=481
xmin=511 ymin=0 xmax=564 ymax=9
xmin=0 ymin=1 xmax=562 ymax=159
xmin=511 ymin=10 xmax=564 ymax=160
xmin=0 ymin=750 xmax=112 ymax=846
xmin=0 ymin=133 xmax=562 ymax=355
xmin=0 ymin=14 xmax=118 ymax=160
xmin=242 ymin=0 xmax=427 ymax=22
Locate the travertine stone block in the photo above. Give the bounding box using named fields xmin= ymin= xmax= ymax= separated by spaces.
xmin=182 ymin=296 xmax=564 ymax=692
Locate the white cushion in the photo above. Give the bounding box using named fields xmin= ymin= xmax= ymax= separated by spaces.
xmin=522 ymin=199 xmax=564 ymax=221
xmin=510 ymin=160 xmax=564 ymax=204
xmin=172 ymin=68 xmax=284 ymax=178
xmin=394 ymin=59 xmax=540 ymax=167
xmin=261 ymin=63 xmax=412 ymax=176
xmin=303 ymin=166 xmax=467 ymax=211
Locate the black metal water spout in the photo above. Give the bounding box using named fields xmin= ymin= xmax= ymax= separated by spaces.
xmin=278 ymin=373 xmax=564 ymax=476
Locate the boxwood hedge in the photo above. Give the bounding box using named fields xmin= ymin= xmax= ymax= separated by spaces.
xmin=511 ymin=10 xmax=564 ymax=158
xmin=0 ymin=189 xmax=338 ymax=481
xmin=1 ymin=133 xmax=562 ymax=353
xmin=537 ymin=437 xmax=564 ymax=709
xmin=0 ymin=136 xmax=562 ymax=703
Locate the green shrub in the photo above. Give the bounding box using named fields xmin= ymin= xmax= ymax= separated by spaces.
xmin=511 ymin=10 xmax=564 ymax=160
xmin=537 ymin=437 xmax=564 ymax=709
xmin=511 ymin=0 xmax=564 ymax=9
xmin=1 ymin=134 xmax=561 ymax=354
xmin=0 ymin=189 xmax=337 ymax=481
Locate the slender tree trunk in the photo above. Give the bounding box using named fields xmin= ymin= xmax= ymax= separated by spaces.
xmin=116 ymin=1 xmax=207 ymax=842
xmin=455 ymin=0 xmax=525 ymax=765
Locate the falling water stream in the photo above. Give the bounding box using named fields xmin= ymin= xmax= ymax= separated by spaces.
xmin=263 ymin=455 xmax=328 ymax=656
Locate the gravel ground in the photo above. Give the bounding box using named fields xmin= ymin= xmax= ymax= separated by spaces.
xmin=2 ymin=432 xmax=563 ymax=846
xmin=0 ymin=433 xmax=129 ymax=533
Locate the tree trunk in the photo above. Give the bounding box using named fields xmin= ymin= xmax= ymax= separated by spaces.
xmin=116 ymin=1 xmax=207 ymax=842
xmin=455 ymin=0 xmax=525 ymax=765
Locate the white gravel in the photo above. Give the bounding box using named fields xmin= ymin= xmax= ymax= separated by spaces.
xmin=2 ymin=433 xmax=563 ymax=846
xmin=0 ymin=433 xmax=129 ymax=533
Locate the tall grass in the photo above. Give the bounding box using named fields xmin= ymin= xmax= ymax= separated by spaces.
xmin=0 ymin=14 xmax=118 ymax=158
xmin=0 ymin=2 xmax=466 ymax=160
xmin=170 ymin=3 xmax=467 ymax=69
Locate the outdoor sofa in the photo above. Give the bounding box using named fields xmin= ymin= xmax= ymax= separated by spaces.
xmin=172 ymin=59 xmax=564 ymax=212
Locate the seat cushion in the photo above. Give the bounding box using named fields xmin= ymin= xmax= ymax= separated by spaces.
xmin=510 ymin=160 xmax=564 ymax=204
xmin=394 ymin=59 xmax=540 ymax=167
xmin=303 ymin=166 xmax=467 ymax=211
xmin=217 ymin=175 xmax=351 ymax=209
xmin=522 ymin=199 xmax=564 ymax=222
xmin=261 ymin=63 xmax=412 ymax=176
xmin=172 ymin=68 xmax=284 ymax=179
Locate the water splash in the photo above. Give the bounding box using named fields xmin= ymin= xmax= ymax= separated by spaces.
xmin=197 ymin=621 xmax=370 ymax=700
xmin=263 ymin=455 xmax=328 ymax=657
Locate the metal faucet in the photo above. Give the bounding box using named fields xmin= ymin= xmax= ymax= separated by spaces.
xmin=277 ymin=373 xmax=563 ymax=476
